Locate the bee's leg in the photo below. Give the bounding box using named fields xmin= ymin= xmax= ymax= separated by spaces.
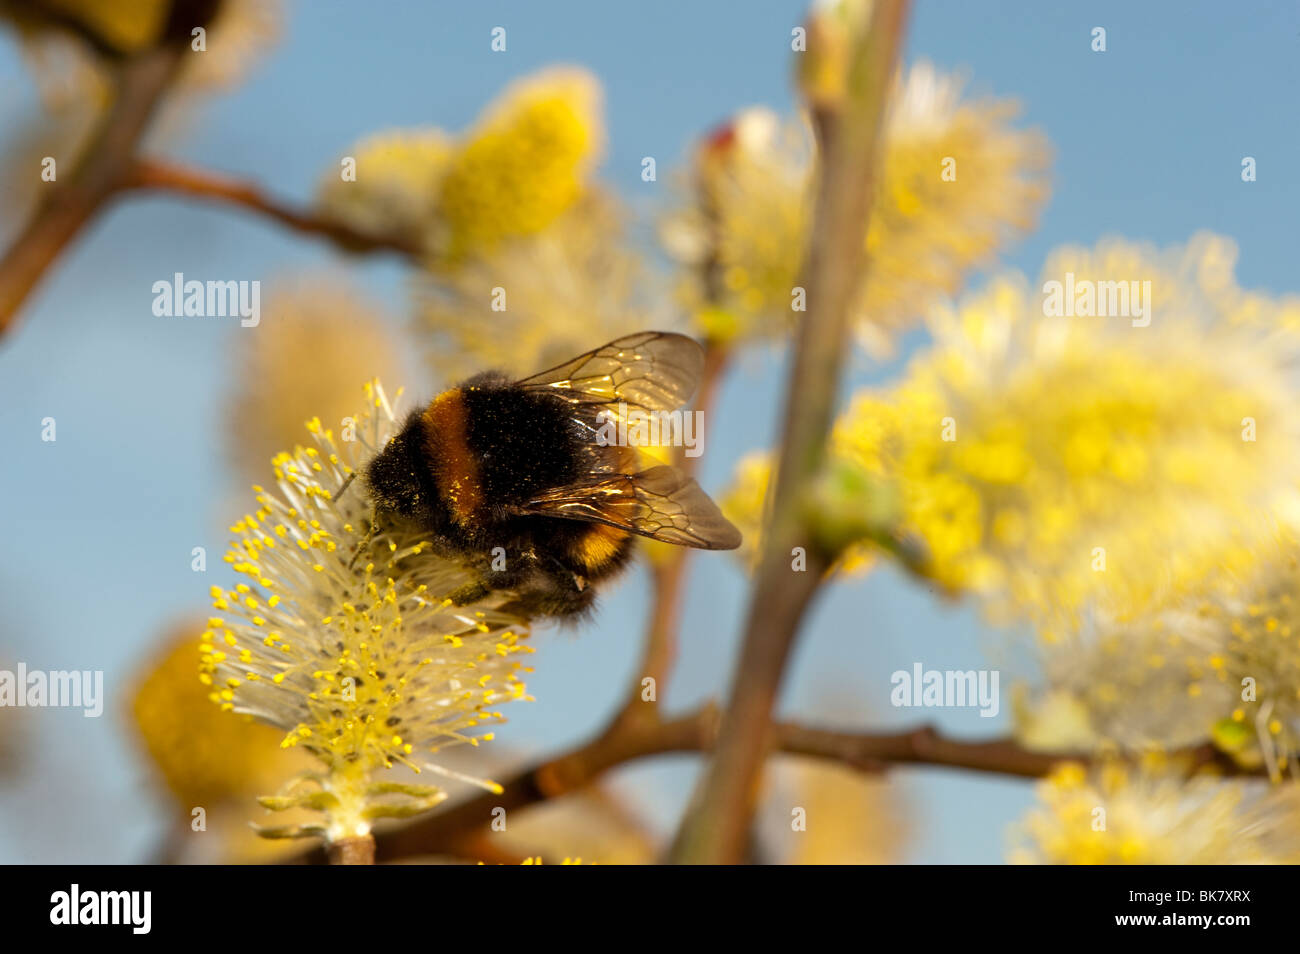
xmin=447 ymin=546 xmax=537 ymax=606
xmin=547 ymin=575 xmax=597 ymax=619
xmin=500 ymin=565 xmax=596 ymax=621
xmin=447 ymin=579 xmax=492 ymax=606
xmin=348 ymin=507 xmax=379 ymax=570
xmin=335 ymin=470 xmax=359 ymax=501
xmin=502 ymin=589 xmax=595 ymax=621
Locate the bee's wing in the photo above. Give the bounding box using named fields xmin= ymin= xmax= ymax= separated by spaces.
xmin=519 ymin=465 xmax=742 ymax=550
xmin=514 ymin=333 xmax=738 ymax=549
xmin=515 ymin=331 xmax=704 ymax=415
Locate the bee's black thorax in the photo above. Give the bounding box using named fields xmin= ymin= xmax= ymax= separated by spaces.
xmin=458 ymin=373 xmax=586 ymax=513
xmin=362 ymin=374 xmax=636 ymax=620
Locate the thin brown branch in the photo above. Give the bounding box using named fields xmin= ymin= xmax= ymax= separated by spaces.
xmin=687 ymin=339 xmax=730 ymax=479
xmin=613 ymin=339 xmax=732 ymax=730
xmin=0 ymin=48 xmax=183 ymax=338
xmin=619 ymin=557 xmax=690 ymax=728
xmin=317 ymin=707 xmax=720 ymax=865
xmin=775 ymin=724 xmax=1246 ymax=779
xmin=327 ymin=834 xmax=375 ymax=865
xmin=0 ymin=0 xmax=222 ymax=341
xmin=669 ymin=0 xmax=911 ymax=864
xmin=281 ymin=706 xmax=1253 ymax=863
xmin=122 ymin=157 xmax=424 ymax=258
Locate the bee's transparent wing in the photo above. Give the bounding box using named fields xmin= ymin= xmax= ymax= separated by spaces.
xmin=520 ymin=465 xmax=742 ymax=550
xmin=515 ymin=331 xmax=704 ymax=416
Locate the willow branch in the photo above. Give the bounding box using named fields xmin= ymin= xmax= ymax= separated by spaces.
xmin=326 ymin=834 xmax=375 ymax=865
xmin=0 ymin=46 xmax=183 ymax=338
xmin=281 ymin=708 xmax=1252 ymax=863
xmin=619 ymin=558 xmax=689 ymax=726
xmin=611 ymin=120 xmax=740 ymax=724
xmin=613 ymin=340 xmax=732 ymax=732
xmin=121 ymin=157 xmax=424 ymax=258
xmin=775 ymin=724 xmax=1248 ymax=779
xmin=368 ymin=722 xmax=1251 ymax=863
xmin=0 ymin=0 xmax=224 ymax=340
xmin=621 ymin=106 xmax=746 ymax=716
xmin=343 ymin=708 xmax=720 ymax=865
xmin=669 ymin=0 xmax=911 ymax=864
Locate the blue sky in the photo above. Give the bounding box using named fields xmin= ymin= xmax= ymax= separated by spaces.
xmin=0 ymin=0 xmax=1296 ymax=863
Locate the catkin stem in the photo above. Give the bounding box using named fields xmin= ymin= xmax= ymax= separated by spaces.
xmin=327 ymin=834 xmax=376 ymax=865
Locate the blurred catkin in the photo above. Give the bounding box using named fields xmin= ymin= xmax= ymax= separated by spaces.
xmin=1010 ymin=757 xmax=1300 ymax=864
xmin=413 ymin=190 xmax=653 ymax=383
xmin=225 ymin=275 xmax=407 ymax=485
xmin=762 ymin=757 xmax=905 ymax=864
xmin=130 ymin=619 xmax=291 ymax=810
xmin=317 ymin=67 xmax=602 ymax=266
xmin=724 ymin=235 xmax=1300 ymax=644
xmin=662 ymin=62 xmax=1049 ymax=354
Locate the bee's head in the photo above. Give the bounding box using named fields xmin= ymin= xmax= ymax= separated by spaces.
xmin=364 ymin=410 xmax=444 ymax=526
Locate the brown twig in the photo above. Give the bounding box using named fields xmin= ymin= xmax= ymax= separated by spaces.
xmin=688 ymin=339 xmax=730 ymax=472
xmin=0 ymin=49 xmax=182 ymax=338
xmin=621 ymin=557 xmax=690 ymax=726
xmin=774 ymin=724 xmax=1246 ymax=779
xmin=668 ymin=0 xmax=911 ymax=864
xmin=122 ymin=157 xmax=424 ymax=257
xmin=0 ymin=0 xmax=222 ymax=341
xmin=327 ymin=834 xmax=375 ymax=865
xmin=614 ymin=339 xmax=732 ymax=728
xmin=365 ymin=708 xmax=721 ymax=864
xmin=282 ymin=706 xmax=1253 ymax=863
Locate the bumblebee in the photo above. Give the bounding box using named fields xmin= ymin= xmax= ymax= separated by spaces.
xmin=352 ymin=331 xmax=741 ymax=619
